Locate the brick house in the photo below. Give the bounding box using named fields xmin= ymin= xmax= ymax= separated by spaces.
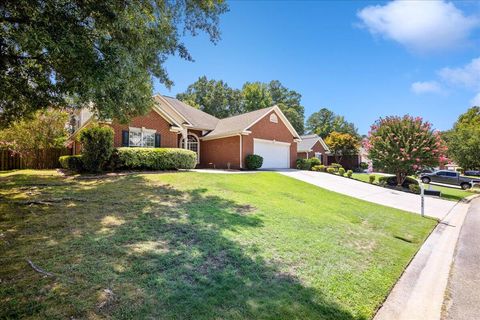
xmin=296 ymin=134 xmax=330 ymax=164
xmin=70 ymin=95 xmax=301 ymax=169
xmin=297 ymin=134 xmax=361 ymax=169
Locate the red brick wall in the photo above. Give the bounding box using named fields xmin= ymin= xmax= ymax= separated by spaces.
xmin=110 ymin=110 xmax=178 ymax=148
xmin=297 ymin=140 xmax=329 ymax=164
xmin=200 ymin=136 xmax=240 ymax=169
xmin=242 ymin=110 xmax=297 ymax=168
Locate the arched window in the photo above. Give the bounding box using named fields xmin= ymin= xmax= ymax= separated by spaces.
xmin=181 ymin=134 xmax=199 ymax=163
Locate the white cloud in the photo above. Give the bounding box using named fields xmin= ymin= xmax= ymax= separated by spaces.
xmin=471 ymin=93 xmax=480 ymax=106
xmin=411 ymin=81 xmax=443 ymax=94
xmin=415 ymin=57 xmax=480 ymax=106
xmin=439 ymin=57 xmax=480 ymax=88
xmin=358 ymin=0 xmax=479 ymax=53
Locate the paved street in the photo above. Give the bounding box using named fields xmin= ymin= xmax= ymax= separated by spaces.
xmin=443 ymin=198 xmax=480 ymax=320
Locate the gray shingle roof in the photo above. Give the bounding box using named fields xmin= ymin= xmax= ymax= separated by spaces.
xmin=161 ymin=96 xmax=220 ymax=130
xmin=298 ymin=134 xmax=325 ymax=152
xmin=205 ymin=107 xmax=275 ymax=138
xmin=158 ymin=95 xmax=293 ymax=140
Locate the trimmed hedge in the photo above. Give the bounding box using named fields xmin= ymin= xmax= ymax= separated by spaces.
xmin=245 ymin=154 xmax=263 ymax=170
xmin=117 ymin=148 xmax=197 ymax=170
xmin=296 ymin=158 xmax=310 ymax=170
xmin=307 ymin=158 xmax=321 ymax=167
xmin=312 ymin=165 xmax=326 ymax=172
xmin=59 ymin=155 xmax=84 ymax=172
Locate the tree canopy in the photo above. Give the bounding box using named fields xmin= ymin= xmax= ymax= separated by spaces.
xmin=0 ymin=108 xmax=69 ymax=168
xmin=176 ymin=76 xmax=242 ymax=119
xmin=365 ymin=115 xmax=447 ymax=185
xmin=177 ymin=77 xmax=305 ymax=134
xmin=446 ymin=106 xmax=480 ymax=170
xmin=324 ymin=131 xmax=359 ymax=163
xmin=0 ymin=0 xmax=228 ymax=128
xmin=305 ymin=108 xmax=358 ymax=138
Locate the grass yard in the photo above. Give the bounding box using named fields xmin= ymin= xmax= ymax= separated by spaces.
xmin=351 ymin=173 xmax=475 ymax=202
xmin=0 ymin=170 xmax=436 ymax=319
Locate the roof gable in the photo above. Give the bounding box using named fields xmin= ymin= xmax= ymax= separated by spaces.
xmin=157 ymin=95 xmax=219 ymax=130
xmin=298 ymin=134 xmax=330 ymax=152
xmin=202 ymin=106 xmax=300 ymax=140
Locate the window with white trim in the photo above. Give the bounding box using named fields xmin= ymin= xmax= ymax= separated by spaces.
xmin=129 ymin=127 xmax=156 ymax=147
xmin=269 ymin=113 xmax=278 ymax=123
xmin=315 ymin=152 xmax=322 ymax=162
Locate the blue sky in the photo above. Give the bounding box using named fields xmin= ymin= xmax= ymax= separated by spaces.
xmin=154 ymin=1 xmax=480 ymax=134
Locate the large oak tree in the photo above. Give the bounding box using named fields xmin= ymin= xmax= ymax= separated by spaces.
xmin=0 ymin=0 xmax=228 ymax=127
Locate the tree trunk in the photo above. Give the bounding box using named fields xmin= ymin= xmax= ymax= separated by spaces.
xmin=396 ymin=172 xmax=406 ymax=187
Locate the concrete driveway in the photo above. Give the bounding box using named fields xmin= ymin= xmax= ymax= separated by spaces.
xmin=278 ymin=170 xmax=458 ymax=219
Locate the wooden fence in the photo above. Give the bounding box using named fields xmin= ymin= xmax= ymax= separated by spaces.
xmin=0 ymin=148 xmax=71 ymax=170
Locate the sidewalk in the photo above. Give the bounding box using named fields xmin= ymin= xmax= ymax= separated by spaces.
xmin=374 ymin=202 xmax=469 ymax=320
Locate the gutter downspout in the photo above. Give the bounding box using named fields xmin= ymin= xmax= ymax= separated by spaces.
xmin=238 ymin=134 xmax=243 ymax=169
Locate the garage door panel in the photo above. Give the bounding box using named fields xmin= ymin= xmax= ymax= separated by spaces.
xmin=253 ymin=139 xmax=290 ymax=169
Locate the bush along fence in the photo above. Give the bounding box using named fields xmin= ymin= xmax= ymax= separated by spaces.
xmin=0 ymin=148 xmax=70 ymax=170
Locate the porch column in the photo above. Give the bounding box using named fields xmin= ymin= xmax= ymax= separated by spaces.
xmin=181 ymin=129 xmax=188 ymax=149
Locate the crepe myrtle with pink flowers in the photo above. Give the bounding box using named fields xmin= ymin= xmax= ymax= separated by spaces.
xmin=364 ymin=115 xmax=448 ymax=186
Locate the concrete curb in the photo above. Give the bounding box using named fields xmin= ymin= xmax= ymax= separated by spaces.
xmin=460 ymin=193 xmax=480 ymax=203
xmin=374 ymin=202 xmax=470 ymax=320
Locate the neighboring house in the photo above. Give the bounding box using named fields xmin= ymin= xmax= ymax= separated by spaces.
xmin=69 ymin=95 xmax=301 ymax=169
xmin=296 ymin=134 xmax=330 ymax=164
xmin=297 ymin=133 xmax=362 ymax=169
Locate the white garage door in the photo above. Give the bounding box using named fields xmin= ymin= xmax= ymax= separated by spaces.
xmin=253 ymin=139 xmax=290 ymax=169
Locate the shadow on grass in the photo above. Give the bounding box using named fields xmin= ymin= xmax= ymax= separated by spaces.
xmin=0 ymin=173 xmax=361 ymax=320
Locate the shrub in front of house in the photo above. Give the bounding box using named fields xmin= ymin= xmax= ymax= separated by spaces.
xmin=117 ymin=148 xmax=197 ymax=170
xmin=245 ymin=154 xmax=263 ymax=170
xmin=59 ymin=155 xmax=84 ymax=172
xmin=79 ymin=125 xmax=114 ymax=173
xmin=314 ymin=165 xmax=326 ymax=172
xmin=369 ymin=175 xmax=376 ymax=184
xmin=330 ymin=163 xmax=342 ymax=172
xmin=327 ymin=167 xmax=335 ymax=174
xmin=338 ymin=167 xmax=345 ymax=176
xmin=307 ymin=158 xmax=321 ymax=169
xmin=346 ymin=170 xmax=353 ymax=178
xmin=359 ymin=162 xmax=368 ymax=170
xmin=296 ymin=158 xmax=310 ymax=170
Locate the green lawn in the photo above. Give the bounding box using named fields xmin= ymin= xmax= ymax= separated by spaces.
xmin=0 ymin=170 xmax=436 ymax=319
xmin=351 ymin=173 xmax=475 ymax=202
